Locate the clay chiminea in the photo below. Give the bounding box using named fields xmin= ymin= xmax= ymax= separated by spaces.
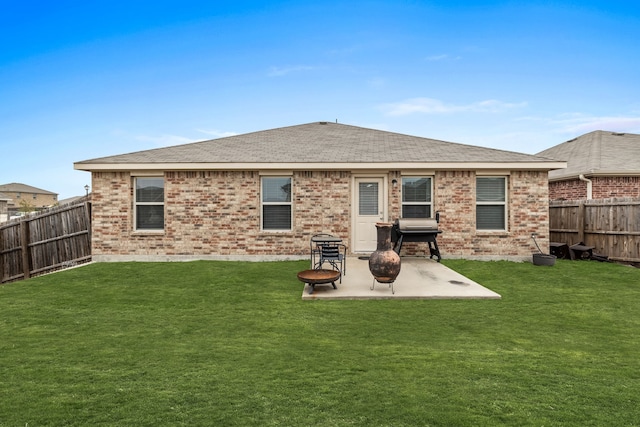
xmin=368 ymin=222 xmax=401 ymax=285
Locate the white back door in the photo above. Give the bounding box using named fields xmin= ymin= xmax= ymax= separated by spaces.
xmin=354 ymin=177 xmax=384 ymax=252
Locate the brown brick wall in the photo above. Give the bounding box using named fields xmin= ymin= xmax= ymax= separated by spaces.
xmin=91 ymin=169 xmax=549 ymax=260
xmin=396 ymin=171 xmax=549 ymax=258
xmin=549 ymin=179 xmax=586 ymax=201
xmin=91 ymin=170 xmax=351 ymax=258
xmin=4 ymin=192 xmax=57 ymax=210
xmin=549 ymin=176 xmax=640 ymax=201
xmin=592 ymin=176 xmax=640 ymax=199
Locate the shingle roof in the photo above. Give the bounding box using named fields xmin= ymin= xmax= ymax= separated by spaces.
xmin=0 ymin=183 xmax=57 ymax=195
xmin=76 ymin=122 xmax=561 ymax=169
xmin=536 ymin=130 xmax=640 ymax=180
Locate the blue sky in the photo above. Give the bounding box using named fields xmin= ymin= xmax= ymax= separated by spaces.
xmin=2 ymin=0 xmax=639 ymax=199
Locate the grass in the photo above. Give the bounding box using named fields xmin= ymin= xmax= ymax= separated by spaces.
xmin=1 ymin=259 xmax=639 ymax=426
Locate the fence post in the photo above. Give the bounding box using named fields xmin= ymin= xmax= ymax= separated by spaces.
xmin=85 ymin=201 xmax=92 ymax=243
xmin=20 ymin=220 xmax=30 ymax=280
xmin=577 ymin=201 xmax=585 ymax=243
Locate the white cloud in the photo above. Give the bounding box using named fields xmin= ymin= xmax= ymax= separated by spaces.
xmin=553 ymin=114 xmax=640 ymax=134
xmin=381 ymin=97 xmax=527 ymax=116
xmin=267 ymin=65 xmax=315 ymax=77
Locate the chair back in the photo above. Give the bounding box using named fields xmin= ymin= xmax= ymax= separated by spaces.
xmin=320 ymin=244 xmax=341 ymax=260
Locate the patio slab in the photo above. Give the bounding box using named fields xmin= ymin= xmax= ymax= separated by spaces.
xmin=301 ymin=257 xmax=501 ymax=300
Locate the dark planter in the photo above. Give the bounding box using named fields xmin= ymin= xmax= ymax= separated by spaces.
xmin=533 ymin=253 xmax=556 ymax=266
xmin=369 ymin=222 xmax=401 ymax=281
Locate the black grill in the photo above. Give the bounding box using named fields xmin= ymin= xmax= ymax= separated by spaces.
xmin=391 ymin=213 xmax=442 ymax=262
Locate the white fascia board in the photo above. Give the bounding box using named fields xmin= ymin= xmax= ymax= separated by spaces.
xmin=549 ymin=170 xmax=640 ymax=181
xmin=75 ymin=161 xmax=567 ymax=172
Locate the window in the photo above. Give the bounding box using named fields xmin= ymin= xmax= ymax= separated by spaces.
xmin=261 ymin=177 xmax=292 ymax=230
xmin=476 ymin=177 xmax=507 ymax=230
xmin=134 ymin=177 xmax=164 ymax=230
xmin=359 ymin=182 xmax=379 ymax=215
xmin=402 ymin=177 xmax=432 ymax=218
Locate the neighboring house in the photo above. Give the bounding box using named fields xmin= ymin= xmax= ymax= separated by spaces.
xmin=0 ymin=192 xmax=10 ymax=222
xmin=74 ymin=122 xmax=565 ymax=262
xmin=537 ymin=131 xmax=640 ymax=201
xmin=0 ymin=183 xmax=58 ymax=213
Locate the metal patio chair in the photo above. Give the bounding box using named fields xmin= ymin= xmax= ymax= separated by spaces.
xmin=310 ymin=234 xmax=347 ymax=283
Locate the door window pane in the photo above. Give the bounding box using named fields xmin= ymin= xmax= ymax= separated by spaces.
xmin=359 ymin=182 xmax=378 ymax=215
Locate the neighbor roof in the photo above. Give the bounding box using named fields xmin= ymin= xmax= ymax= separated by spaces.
xmin=537 ymin=130 xmax=640 ymax=181
xmin=75 ymin=122 xmax=565 ymax=171
xmin=0 ymin=183 xmax=57 ymax=195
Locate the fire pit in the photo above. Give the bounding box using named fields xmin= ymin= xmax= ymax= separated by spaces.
xmin=391 ymin=215 xmax=442 ymax=262
xmin=297 ymin=269 xmax=340 ymax=294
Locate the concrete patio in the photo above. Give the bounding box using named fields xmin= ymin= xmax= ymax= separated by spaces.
xmin=301 ymin=257 xmax=501 ymax=300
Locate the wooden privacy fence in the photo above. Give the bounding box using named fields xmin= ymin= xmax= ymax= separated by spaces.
xmin=550 ymin=197 xmax=640 ymax=264
xmin=0 ymin=199 xmax=91 ymax=283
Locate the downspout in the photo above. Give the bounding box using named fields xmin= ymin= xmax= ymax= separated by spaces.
xmin=579 ymin=174 xmax=592 ymax=200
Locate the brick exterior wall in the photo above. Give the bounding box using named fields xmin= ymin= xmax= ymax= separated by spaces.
xmin=592 ymin=176 xmax=640 ymax=199
xmin=395 ymin=170 xmax=549 ymax=258
xmin=92 ymin=171 xmax=351 ymax=259
xmin=91 ymin=169 xmax=549 ymax=261
xmin=3 ymin=191 xmax=57 ymax=211
xmin=549 ymin=176 xmax=640 ymax=201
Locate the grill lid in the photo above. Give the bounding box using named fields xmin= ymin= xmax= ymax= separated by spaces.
xmin=397 ymin=218 xmax=438 ymax=231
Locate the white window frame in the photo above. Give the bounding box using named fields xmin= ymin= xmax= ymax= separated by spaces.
xmin=476 ymin=176 xmax=507 ymax=231
xmin=261 ymin=176 xmax=293 ymax=231
xmin=133 ymin=177 xmax=165 ymax=231
xmin=401 ymin=176 xmax=433 ymax=218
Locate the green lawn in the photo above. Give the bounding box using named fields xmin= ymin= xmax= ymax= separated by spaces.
xmin=1 ymin=259 xmax=639 ymax=426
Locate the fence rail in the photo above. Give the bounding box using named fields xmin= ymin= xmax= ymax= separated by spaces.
xmin=550 ymin=197 xmax=640 ymax=263
xmin=0 ymin=199 xmax=91 ymax=283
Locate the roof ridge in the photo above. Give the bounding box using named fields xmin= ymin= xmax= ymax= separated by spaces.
xmin=75 ymin=121 xmax=564 ymax=168
xmin=588 ymin=130 xmax=604 ymax=172
xmin=0 ymin=182 xmax=57 ymax=194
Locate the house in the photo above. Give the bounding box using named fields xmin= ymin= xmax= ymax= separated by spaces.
xmin=0 ymin=183 xmax=58 ymax=215
xmin=0 ymin=192 xmax=10 ymax=222
xmin=74 ymin=122 xmax=565 ymax=262
xmin=536 ymin=131 xmax=640 ymax=201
